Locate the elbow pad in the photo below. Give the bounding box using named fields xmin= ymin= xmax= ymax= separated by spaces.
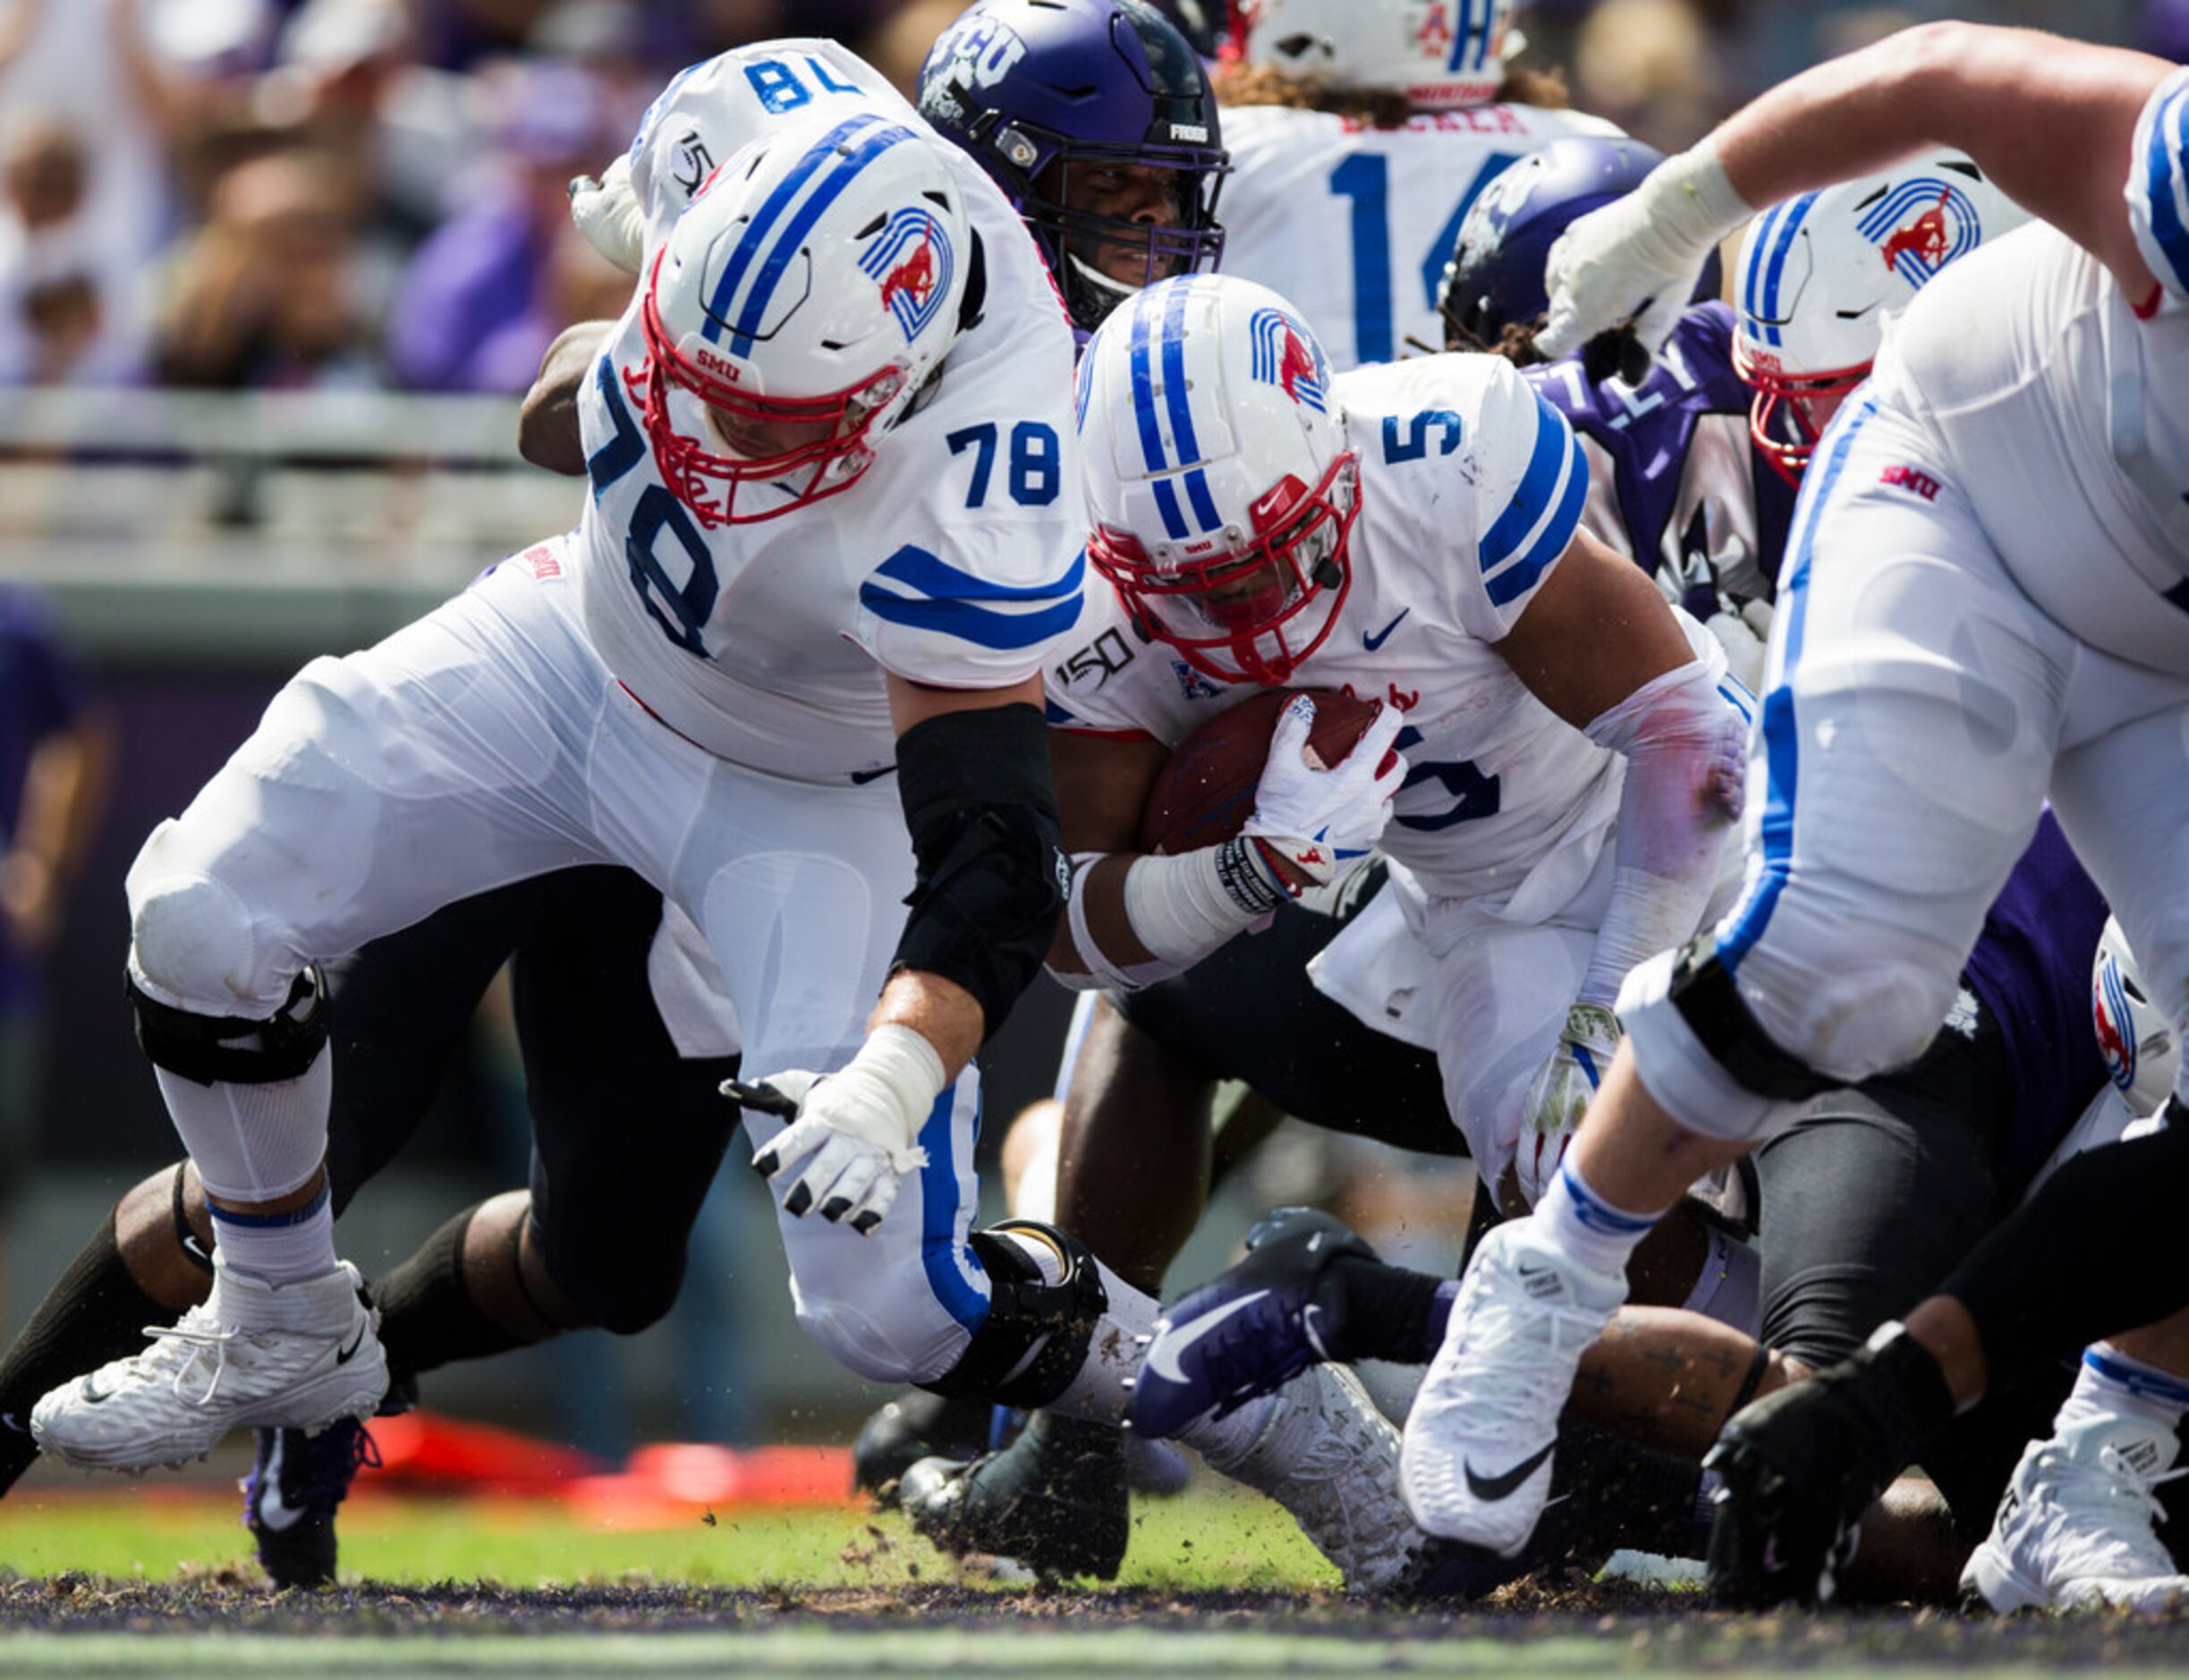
xmin=890 ymin=703 xmax=1068 ymax=1039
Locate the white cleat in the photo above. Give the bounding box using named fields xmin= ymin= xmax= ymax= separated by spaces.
xmin=1399 ymin=1220 xmax=1625 ymax=1557
xmin=1200 ymin=1362 xmax=1430 ymax=1595
xmin=31 ymin=1256 xmax=387 ymax=1472
xmin=1962 ymin=1411 xmax=2189 ymax=1614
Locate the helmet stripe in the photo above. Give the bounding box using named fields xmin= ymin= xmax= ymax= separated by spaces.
xmin=1150 ymin=475 xmax=1191 ymax=539
xmin=1182 ymin=464 xmax=1224 ymax=532
xmin=2136 ymin=74 xmax=2189 ymax=297
xmin=1449 ymin=0 xmax=1488 ymax=76
xmin=726 ymin=121 xmax=913 ymax=353
xmin=1158 ymin=282 xmax=1201 ymax=465
xmin=1128 ymin=288 xmax=1171 ymax=474
xmin=1740 ymin=199 xmax=1783 ymax=344
xmin=704 ymin=113 xmax=884 ymax=344
xmin=1758 ymin=191 xmax=1820 ymax=350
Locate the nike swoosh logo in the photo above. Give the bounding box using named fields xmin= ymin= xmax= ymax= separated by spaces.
xmin=849 ymin=766 xmax=898 ymax=785
xmin=335 ymin=1327 xmax=367 ymax=1366
xmin=1142 ymin=1291 xmax=1270 ymax=1387
xmin=78 ymin=1376 xmax=112 ymax=1404
xmin=256 ymin=1432 xmax=307 ymax=1532
xmin=182 ymin=1235 xmax=211 ymax=1264
xmin=1362 ymin=608 xmax=1411 ymax=651
xmin=1464 ymin=1440 xmax=1555 ymax=1502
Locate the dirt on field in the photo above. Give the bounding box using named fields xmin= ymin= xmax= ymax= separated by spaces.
xmin=2 ymin=1572 xmax=2186 ymax=1667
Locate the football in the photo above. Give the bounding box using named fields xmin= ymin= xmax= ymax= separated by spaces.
xmin=1138 ymin=687 xmax=1382 ymax=855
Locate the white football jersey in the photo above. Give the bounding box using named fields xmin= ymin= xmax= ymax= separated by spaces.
xmin=1216 ymin=103 xmax=1621 ymax=372
xmin=1051 ymin=352 xmax=1633 ymax=915
xmin=572 ymin=42 xmax=1087 ymax=779
xmin=1873 ymin=221 xmax=2189 ymax=677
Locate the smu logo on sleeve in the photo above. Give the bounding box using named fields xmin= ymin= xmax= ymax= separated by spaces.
xmin=1857 ymin=178 xmax=1981 ymax=286
xmin=860 ymin=208 xmax=955 ymax=341
xmin=1249 ymin=308 xmax=1329 ymax=413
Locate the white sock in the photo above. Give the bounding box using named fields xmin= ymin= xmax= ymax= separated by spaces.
xmin=989 ymin=1228 xmax=1153 ymax=1426
xmin=1535 ymin=1159 xmax=1665 ymax=1278
xmin=2064 ymin=1344 xmax=2189 ymax=1434
xmin=208 ymin=1182 xmax=337 ymax=1285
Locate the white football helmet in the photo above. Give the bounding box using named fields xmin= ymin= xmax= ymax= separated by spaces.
xmin=1733 ymin=151 xmax=2028 ymax=478
xmin=2093 ymin=916 xmax=2181 ymax=1120
xmin=1230 ymin=0 xmax=1516 ymax=111
xmin=1077 ymin=273 xmax=1357 ymax=684
xmin=638 ymin=108 xmax=972 ymax=526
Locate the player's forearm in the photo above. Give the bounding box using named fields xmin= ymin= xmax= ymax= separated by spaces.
xmin=1050 ymin=846 xmax=1276 ymax=993
xmin=1578 ymin=658 xmax=1748 ymax=1008
xmin=869 ymin=969 xmax=983 ymax=1083
xmin=519 ymin=321 xmax=615 ymax=475
xmin=1709 ymin=24 xmax=2168 ymax=269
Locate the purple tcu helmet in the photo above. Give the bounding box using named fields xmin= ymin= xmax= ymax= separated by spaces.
xmin=920 ymin=0 xmax=1228 ymax=335
xmin=1439 ymin=135 xmax=1719 ymax=352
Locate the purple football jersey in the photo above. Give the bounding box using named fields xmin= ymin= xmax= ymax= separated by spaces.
xmin=1962 ymin=810 xmax=2109 ymax=1181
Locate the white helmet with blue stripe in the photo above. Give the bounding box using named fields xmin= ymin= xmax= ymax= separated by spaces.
xmin=639 ymin=107 xmax=972 ymax=526
xmin=2129 ymin=64 xmax=2189 ymax=305
xmin=1078 ymin=273 xmax=1358 ymax=685
xmin=1732 ymin=150 xmax=2027 ymax=479
xmin=1232 ymin=0 xmax=1514 ymax=112
xmin=2094 ymin=915 xmax=2180 ymax=1120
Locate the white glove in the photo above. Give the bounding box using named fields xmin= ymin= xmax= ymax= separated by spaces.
xmin=569 ymin=152 xmax=645 ymax=276
xmin=1704 ymin=608 xmax=1768 ymax=697
xmin=732 ymin=1023 xmax=944 ymax=1235
xmin=1514 ymin=1002 xmax=1622 ymax=1209
xmin=1241 ymin=694 xmax=1407 ymax=892
xmin=1535 ymin=142 xmax=1751 ymax=361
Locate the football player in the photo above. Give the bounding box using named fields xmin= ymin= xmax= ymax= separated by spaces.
xmin=1211 ymin=0 xmax=1618 ymax=370
xmin=917 ymin=0 xmax=1229 ymax=339
xmin=24 ymin=44 xmax=1427 ymax=1596
xmin=1399 ymin=20 xmax=2189 ymax=1605
xmin=899 ymin=267 xmax=1754 ymax=1574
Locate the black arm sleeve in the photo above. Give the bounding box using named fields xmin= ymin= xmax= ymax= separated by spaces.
xmin=889 ymin=700 xmax=1067 ymax=1041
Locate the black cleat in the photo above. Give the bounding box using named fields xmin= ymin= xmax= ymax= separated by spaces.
xmin=1705 ymin=1328 xmax=1955 ymax=1608
xmin=899 ymin=1410 xmax=1130 ymax=1581
xmin=853 ymin=1390 xmax=997 ymax=1505
xmin=242 ymin=1419 xmax=379 ymax=1590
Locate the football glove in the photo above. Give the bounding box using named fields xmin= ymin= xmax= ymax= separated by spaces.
xmin=1241 ymin=694 xmax=1406 ymax=893
xmin=1535 ymin=143 xmax=1750 ymax=362
xmin=569 ymin=153 xmax=644 ymax=276
xmin=732 ymin=1024 xmax=944 ymax=1235
xmin=1514 ymin=1002 xmax=1622 ymax=1209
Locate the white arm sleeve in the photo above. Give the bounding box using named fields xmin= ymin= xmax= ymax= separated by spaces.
xmin=1578 ymin=629 xmax=1751 ymax=1008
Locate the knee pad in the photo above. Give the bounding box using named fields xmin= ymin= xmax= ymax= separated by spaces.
xmin=128 ymin=864 xmax=267 ymax=1012
xmin=128 ymin=964 xmax=328 ymax=1087
xmin=917 ymin=1219 xmax=1108 ymax=1409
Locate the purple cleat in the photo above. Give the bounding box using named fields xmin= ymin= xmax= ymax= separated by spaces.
xmin=1129 ymin=1208 xmax=1377 ymax=1440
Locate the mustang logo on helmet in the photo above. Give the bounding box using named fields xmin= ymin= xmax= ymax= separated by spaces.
xmin=1248 ymin=307 xmax=1328 ymax=412
xmin=1857 ymin=178 xmax=1981 ymax=285
xmin=2095 ymin=949 xmax=2139 ymax=1094
xmin=859 ymin=207 xmax=958 ymax=341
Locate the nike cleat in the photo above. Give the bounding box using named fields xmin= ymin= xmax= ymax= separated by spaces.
xmin=1202 ymin=1360 xmax=1442 ymax=1597
xmin=243 ymin=1419 xmax=380 ymax=1590
xmin=1704 ymin=1325 xmax=1953 ymax=1608
xmin=1962 ymin=1409 xmax=2189 ymax=1614
xmin=1131 ymin=1208 xmax=1379 ymax=1441
xmin=900 ymin=1410 xmax=1131 ymax=1580
xmin=31 ymin=1256 xmax=387 ymax=1472
xmin=1399 ymin=1220 xmax=1624 ymax=1557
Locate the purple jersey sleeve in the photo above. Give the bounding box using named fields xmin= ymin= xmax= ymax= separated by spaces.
xmin=1960 ymin=810 xmax=2110 ymax=1184
xmin=1525 ymin=301 xmax=1753 ymax=581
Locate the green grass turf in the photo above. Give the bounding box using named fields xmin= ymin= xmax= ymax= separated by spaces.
xmin=0 ymin=1483 xmax=1330 ymax=1591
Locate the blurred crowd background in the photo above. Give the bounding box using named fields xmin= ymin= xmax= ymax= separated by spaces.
xmin=0 ymin=0 xmax=2159 ymax=396
xmin=0 ymin=0 xmax=2163 ymax=1457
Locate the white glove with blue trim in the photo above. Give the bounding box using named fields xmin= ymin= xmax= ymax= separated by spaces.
xmin=732 ymin=1023 xmax=942 ymax=1235
xmin=1515 ymin=1002 xmax=1622 ymax=1209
